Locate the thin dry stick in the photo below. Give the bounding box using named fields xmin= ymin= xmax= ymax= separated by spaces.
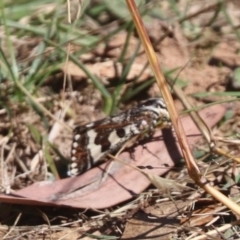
xmin=175 ymin=86 xmax=240 ymax=164
xmin=3 ymin=213 xmax=22 ymax=239
xmin=174 ymin=86 xmax=213 ymax=145
xmin=126 ymin=0 xmax=200 ymax=185
xmin=125 ymin=0 xmax=240 ymax=216
xmin=188 ymin=219 xmax=240 ymax=240
xmin=178 ymin=1 xmax=226 ymax=23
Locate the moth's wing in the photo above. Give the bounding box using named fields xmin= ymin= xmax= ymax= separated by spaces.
xmin=69 ymin=117 xmax=119 ymax=176
xmin=69 ymin=109 xmax=155 ymax=176
xmin=85 ymin=111 xmax=156 ymax=161
xmin=92 ymin=121 xmax=140 ymax=153
xmin=68 ymin=125 xmax=89 ymax=175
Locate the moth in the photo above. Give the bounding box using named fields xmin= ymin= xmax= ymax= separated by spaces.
xmin=68 ymin=98 xmax=171 ymax=176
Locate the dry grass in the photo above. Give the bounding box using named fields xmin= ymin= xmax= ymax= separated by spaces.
xmin=0 ymin=0 xmax=240 ymax=239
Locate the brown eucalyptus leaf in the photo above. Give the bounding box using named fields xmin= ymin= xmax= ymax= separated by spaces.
xmin=0 ymin=104 xmax=226 ymax=209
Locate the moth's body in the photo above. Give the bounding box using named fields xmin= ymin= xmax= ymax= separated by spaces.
xmin=68 ymin=98 xmax=171 ymax=176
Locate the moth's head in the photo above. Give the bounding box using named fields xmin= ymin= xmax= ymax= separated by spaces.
xmin=139 ymin=98 xmax=171 ymax=128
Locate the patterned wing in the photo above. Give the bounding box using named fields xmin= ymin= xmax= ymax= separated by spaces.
xmin=68 ymin=98 xmax=171 ymax=176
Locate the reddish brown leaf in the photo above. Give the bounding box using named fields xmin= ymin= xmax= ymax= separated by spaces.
xmin=0 ymin=104 xmax=226 ymax=209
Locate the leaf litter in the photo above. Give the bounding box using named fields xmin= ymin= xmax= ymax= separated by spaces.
xmin=0 ymin=0 xmax=240 ymax=239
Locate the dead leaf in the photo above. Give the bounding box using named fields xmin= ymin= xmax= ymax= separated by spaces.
xmin=0 ymin=104 xmax=226 ymax=209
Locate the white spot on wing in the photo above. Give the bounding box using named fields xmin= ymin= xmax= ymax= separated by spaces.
xmin=71 ymin=162 xmax=78 ymax=168
xmin=108 ymin=130 xmax=122 ymax=146
xmin=87 ymin=129 xmax=103 ymax=162
xmin=72 ymin=149 xmax=76 ymax=154
xmin=74 ymin=134 xmax=80 ymax=140
xmin=86 ymin=122 xmax=94 ymax=128
xmin=68 ymin=168 xmax=79 ymax=176
xmin=72 ymin=142 xmax=78 ymax=148
xmin=141 ymin=120 xmax=147 ymax=126
xmin=130 ymin=124 xmax=140 ymax=134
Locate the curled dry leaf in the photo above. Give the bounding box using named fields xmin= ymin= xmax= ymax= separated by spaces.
xmin=0 ymin=104 xmax=226 ymax=209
